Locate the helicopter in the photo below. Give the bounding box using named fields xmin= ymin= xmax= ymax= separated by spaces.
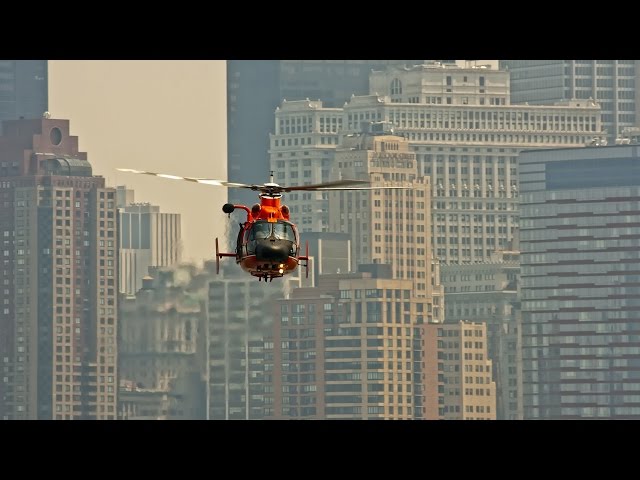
xmin=117 ymin=168 xmax=410 ymax=282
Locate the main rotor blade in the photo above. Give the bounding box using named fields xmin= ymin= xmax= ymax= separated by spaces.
xmin=282 ymin=179 xmax=370 ymax=192
xmin=310 ymin=185 xmax=414 ymax=191
xmin=116 ymin=168 xmax=256 ymax=189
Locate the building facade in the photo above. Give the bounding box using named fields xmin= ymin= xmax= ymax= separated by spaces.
xmin=501 ymin=60 xmax=639 ymax=141
xmin=119 ymin=267 xmax=208 ymax=420
xmin=520 ymin=144 xmax=640 ymax=419
xmin=295 ymin=231 xmax=351 ymax=287
xmin=442 ymin=250 xmax=522 ymax=419
xmin=207 ymin=263 xmax=295 ymax=419
xmin=229 ymin=60 xmax=423 ymax=206
xmin=270 ymin=63 xmax=602 ymax=265
xmin=266 ymin=270 xmax=435 ymax=420
xmin=0 ymin=117 xmax=118 ymax=419
xmin=0 ymin=60 xmax=48 ymax=134
xmin=328 ymin=132 xmax=443 ymax=311
xmin=269 ymin=99 xmax=342 ymax=233
xmin=421 ymin=321 xmax=497 ymax=420
xmin=118 ymin=187 xmax=181 ymax=295
xmin=346 ymin=63 xmax=601 ymax=264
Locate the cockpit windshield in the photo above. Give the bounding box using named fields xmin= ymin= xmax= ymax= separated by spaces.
xmin=248 ymin=220 xmax=297 ymax=242
xmin=251 ymin=221 xmax=272 ymax=240
xmin=273 ymin=221 xmax=296 ymax=241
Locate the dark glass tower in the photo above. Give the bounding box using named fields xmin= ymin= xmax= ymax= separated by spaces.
xmin=520 ymin=144 xmax=640 ymax=419
xmin=0 ymin=60 xmax=48 ymax=133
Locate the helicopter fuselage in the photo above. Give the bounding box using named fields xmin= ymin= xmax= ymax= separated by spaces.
xmin=226 ymin=194 xmax=305 ymax=280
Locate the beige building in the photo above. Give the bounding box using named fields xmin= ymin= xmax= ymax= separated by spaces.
xmin=328 ymin=133 xmax=443 ymax=314
xmin=119 ymin=266 xmax=208 ymax=420
xmin=266 ymin=269 xmax=435 ymax=420
xmin=442 ymin=250 xmax=522 ymax=419
xmin=369 ymin=62 xmax=510 ymax=107
xmin=345 ymin=63 xmax=601 ymax=264
xmin=422 ymin=321 xmax=496 ymax=420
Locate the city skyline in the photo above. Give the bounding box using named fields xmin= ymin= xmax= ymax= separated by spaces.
xmin=2 ymin=59 xmax=639 ymax=420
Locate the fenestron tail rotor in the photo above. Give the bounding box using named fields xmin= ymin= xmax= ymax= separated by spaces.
xmin=117 ymin=168 xmax=414 ymax=193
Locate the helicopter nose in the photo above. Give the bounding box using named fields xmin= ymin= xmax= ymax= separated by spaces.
xmin=255 ymin=239 xmax=290 ymax=263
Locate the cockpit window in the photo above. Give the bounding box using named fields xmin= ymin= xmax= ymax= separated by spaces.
xmin=251 ymin=221 xmax=272 ymax=240
xmin=273 ymin=221 xmax=296 ymax=241
xmin=249 ymin=220 xmax=296 ymax=242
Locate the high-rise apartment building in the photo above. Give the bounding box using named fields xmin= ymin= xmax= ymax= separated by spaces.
xmin=118 ymin=186 xmax=181 ymax=295
xmin=0 ymin=60 xmax=48 ymax=134
xmin=207 ymin=263 xmax=296 ymax=419
xmin=421 ymin=321 xmax=497 ymax=420
xmin=0 ymin=117 xmax=118 ymax=420
xmin=501 ymin=60 xmax=639 ymax=141
xmin=228 ymin=60 xmax=423 ymax=206
xmin=266 ymin=269 xmax=435 ymax=420
xmin=328 ymin=132 xmax=442 ymax=307
xmin=442 ymin=250 xmax=522 ymax=419
xmin=520 ymin=144 xmax=640 ymax=419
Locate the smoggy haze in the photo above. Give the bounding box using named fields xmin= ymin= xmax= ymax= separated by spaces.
xmin=48 ymin=60 xmax=228 ymax=264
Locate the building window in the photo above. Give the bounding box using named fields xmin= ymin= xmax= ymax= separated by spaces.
xmin=391 ymin=78 xmax=402 ymax=96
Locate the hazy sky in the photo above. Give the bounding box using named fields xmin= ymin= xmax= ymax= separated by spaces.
xmin=48 ymin=60 xmax=228 ymax=264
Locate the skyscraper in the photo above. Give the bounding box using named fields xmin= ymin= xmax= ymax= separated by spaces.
xmin=0 ymin=117 xmax=118 ymax=420
xmin=328 ymin=131 xmax=443 ymax=315
xmin=117 ymin=186 xmax=182 ymax=295
xmin=0 ymin=60 xmax=48 ymax=134
xmin=501 ymin=60 xmax=639 ymax=141
xmin=207 ymin=263 xmax=296 ymax=419
xmin=421 ymin=321 xmax=497 ymax=420
xmin=442 ymin=250 xmax=522 ymax=419
xmin=520 ymin=144 xmax=640 ymax=419
xmin=227 ymin=60 xmax=423 ymax=206
xmin=266 ymin=268 xmax=434 ymax=420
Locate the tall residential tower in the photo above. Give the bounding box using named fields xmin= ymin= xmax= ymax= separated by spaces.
xmin=0 ymin=117 xmax=118 ymax=420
